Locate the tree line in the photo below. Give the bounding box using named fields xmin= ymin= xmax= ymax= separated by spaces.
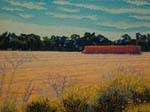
xmin=0 ymin=32 xmax=150 ymax=51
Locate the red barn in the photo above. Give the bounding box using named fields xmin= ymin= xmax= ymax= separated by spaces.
xmin=83 ymin=46 xmax=141 ymax=54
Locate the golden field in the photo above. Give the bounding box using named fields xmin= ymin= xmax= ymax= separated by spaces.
xmin=0 ymin=51 xmax=150 ymax=100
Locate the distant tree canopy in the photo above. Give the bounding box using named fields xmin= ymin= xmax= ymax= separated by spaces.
xmin=0 ymin=32 xmax=150 ymax=51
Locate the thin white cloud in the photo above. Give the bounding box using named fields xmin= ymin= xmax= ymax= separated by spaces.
xmin=5 ymin=0 xmax=46 ymax=10
xmin=130 ymin=15 xmax=150 ymax=21
xmin=124 ymin=0 xmax=150 ymax=6
xmin=53 ymin=1 xmax=150 ymax=14
xmin=46 ymin=12 xmax=97 ymax=20
xmin=53 ymin=1 xmax=70 ymax=5
xmin=0 ymin=19 xmax=149 ymax=40
xmin=102 ymin=8 xmax=150 ymax=15
xmin=58 ymin=7 xmax=80 ymax=13
xmin=19 ymin=14 xmax=33 ymax=19
xmin=97 ymin=22 xmax=150 ymax=30
xmin=1 ymin=7 xmax=23 ymax=11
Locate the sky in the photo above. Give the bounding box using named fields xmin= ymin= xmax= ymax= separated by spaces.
xmin=0 ymin=0 xmax=150 ymax=40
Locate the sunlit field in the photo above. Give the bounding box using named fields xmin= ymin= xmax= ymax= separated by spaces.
xmin=0 ymin=51 xmax=150 ymax=100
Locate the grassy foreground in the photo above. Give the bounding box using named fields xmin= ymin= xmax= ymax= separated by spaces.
xmin=0 ymin=72 xmax=150 ymax=112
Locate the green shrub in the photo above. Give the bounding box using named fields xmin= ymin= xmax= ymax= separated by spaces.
xmin=93 ymin=87 xmax=128 ymax=112
xmin=131 ymin=85 xmax=150 ymax=104
xmin=93 ymin=74 xmax=150 ymax=112
xmin=26 ymin=98 xmax=59 ymax=112
xmin=62 ymin=89 xmax=91 ymax=112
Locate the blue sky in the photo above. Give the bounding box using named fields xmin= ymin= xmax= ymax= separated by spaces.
xmin=0 ymin=0 xmax=150 ymax=39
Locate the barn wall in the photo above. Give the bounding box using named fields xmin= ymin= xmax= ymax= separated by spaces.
xmin=83 ymin=46 xmax=141 ymax=54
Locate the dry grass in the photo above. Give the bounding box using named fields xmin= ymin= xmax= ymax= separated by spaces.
xmin=0 ymin=51 xmax=150 ymax=101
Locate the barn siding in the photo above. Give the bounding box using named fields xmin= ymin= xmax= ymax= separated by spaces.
xmin=83 ymin=46 xmax=141 ymax=54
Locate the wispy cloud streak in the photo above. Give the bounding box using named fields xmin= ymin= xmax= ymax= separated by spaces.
xmin=46 ymin=12 xmax=97 ymax=20
xmin=130 ymin=15 xmax=150 ymax=21
xmin=1 ymin=7 xmax=23 ymax=11
xmin=97 ymin=21 xmax=150 ymax=30
xmin=19 ymin=14 xmax=33 ymax=19
xmin=5 ymin=0 xmax=46 ymax=10
xmin=123 ymin=0 xmax=150 ymax=6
